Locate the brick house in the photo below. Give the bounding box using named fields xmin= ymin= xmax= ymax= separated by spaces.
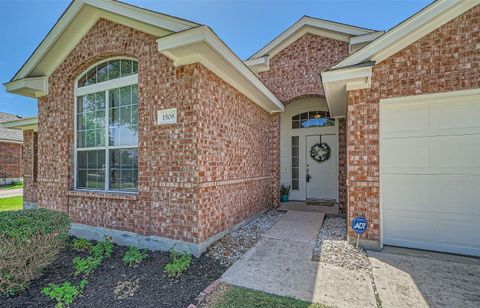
xmin=0 ymin=112 xmax=23 ymax=185
xmin=4 ymin=0 xmax=480 ymax=257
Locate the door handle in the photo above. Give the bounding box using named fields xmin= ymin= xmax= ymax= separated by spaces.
xmin=306 ymin=173 xmax=312 ymax=183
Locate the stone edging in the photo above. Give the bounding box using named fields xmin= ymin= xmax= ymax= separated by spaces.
xmin=187 ymin=279 xmax=221 ymax=308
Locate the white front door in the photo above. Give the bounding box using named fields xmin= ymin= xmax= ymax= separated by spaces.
xmin=306 ymin=134 xmax=337 ymax=200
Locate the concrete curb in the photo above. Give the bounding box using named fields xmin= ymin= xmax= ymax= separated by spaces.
xmin=187 ymin=279 xmax=221 ymax=308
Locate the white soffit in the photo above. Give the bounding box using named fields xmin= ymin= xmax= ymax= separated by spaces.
xmin=157 ymin=26 xmax=284 ymax=113
xmin=321 ymin=65 xmax=373 ymax=117
xmin=6 ymin=0 xmax=199 ymax=98
xmin=334 ymin=0 xmax=480 ymax=69
xmin=1 ymin=116 xmax=39 ymax=131
xmin=249 ymin=16 xmax=376 ymax=60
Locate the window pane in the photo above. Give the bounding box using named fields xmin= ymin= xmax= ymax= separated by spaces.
xmin=132 ymin=61 xmax=138 ymax=74
xmin=110 ymin=88 xmax=120 ymax=108
xmin=291 ymin=136 xmax=299 ymax=191
xmin=120 ymin=86 xmax=131 ymax=106
xmin=121 ymin=60 xmax=132 ymax=77
xmin=86 ymin=68 xmax=96 ymax=86
xmin=97 ymin=62 xmax=108 ymax=83
xmin=108 ymin=60 xmax=120 ymax=79
xmin=77 ymin=131 xmax=85 ymax=148
xmin=292 ymin=179 xmax=299 ymax=191
xmin=78 ymin=75 xmax=87 ymax=88
xmin=109 ymin=148 xmax=138 ymax=191
xmin=77 ymin=150 xmax=105 ymax=190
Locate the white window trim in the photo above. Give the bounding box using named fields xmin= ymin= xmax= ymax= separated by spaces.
xmin=73 ymin=59 xmax=139 ymax=194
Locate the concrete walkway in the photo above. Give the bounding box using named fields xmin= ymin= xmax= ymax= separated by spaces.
xmin=221 ymin=210 xmax=377 ymax=306
xmin=0 ymin=188 xmax=23 ymax=198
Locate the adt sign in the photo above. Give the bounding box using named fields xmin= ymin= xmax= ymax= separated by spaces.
xmin=352 ymin=216 xmax=368 ymax=235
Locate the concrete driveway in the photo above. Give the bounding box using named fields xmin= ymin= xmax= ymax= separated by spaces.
xmin=368 ymin=247 xmax=480 ymax=308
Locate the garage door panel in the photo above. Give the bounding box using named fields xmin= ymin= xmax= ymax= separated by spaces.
xmin=431 ymin=175 xmax=480 ymax=216
xmin=383 ymin=211 xmax=432 ymax=244
xmin=380 ymin=103 xmax=429 ymax=138
xmin=380 ymin=90 xmax=480 ymax=257
xmin=382 ymin=175 xmax=429 ymax=211
xmin=433 ymin=217 xmax=480 ymax=248
xmin=430 ymin=98 xmax=480 ymax=135
xmin=430 ymin=134 xmax=480 ymax=172
xmin=381 ymin=138 xmax=429 ymax=172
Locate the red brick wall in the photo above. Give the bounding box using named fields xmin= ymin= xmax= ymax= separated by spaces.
xmin=36 ymin=19 xmax=277 ymax=244
xmin=347 ymin=5 xmax=480 ymax=241
xmin=22 ymin=130 xmax=38 ymax=203
xmin=0 ymin=142 xmax=21 ymax=179
xmin=258 ymin=33 xmax=349 ymax=103
xmin=195 ymin=65 xmax=279 ymax=241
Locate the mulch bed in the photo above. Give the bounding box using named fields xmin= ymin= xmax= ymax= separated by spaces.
xmin=1 ymin=238 xmax=228 ymax=308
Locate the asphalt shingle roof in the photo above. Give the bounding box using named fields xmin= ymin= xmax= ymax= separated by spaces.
xmin=0 ymin=112 xmax=23 ymax=143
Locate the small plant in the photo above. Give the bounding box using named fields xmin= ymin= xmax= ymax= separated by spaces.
xmin=73 ymin=256 xmax=102 ymax=276
xmin=72 ymin=238 xmax=92 ymax=252
xmin=123 ymin=246 xmax=148 ymax=267
xmin=280 ymin=184 xmax=291 ymax=195
xmin=164 ymin=250 xmax=192 ymax=278
xmin=103 ymin=238 xmax=112 ymax=258
xmin=41 ymin=279 xmax=87 ymax=308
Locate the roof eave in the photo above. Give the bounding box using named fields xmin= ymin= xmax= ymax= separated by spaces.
xmin=321 ymin=66 xmax=373 ymax=118
xmin=1 ymin=116 xmax=38 ymax=131
xmin=4 ymin=77 xmax=48 ymax=98
xmin=157 ymin=26 xmax=284 ymax=113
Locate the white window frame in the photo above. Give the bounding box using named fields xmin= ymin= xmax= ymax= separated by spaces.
xmin=73 ymin=57 xmax=138 ymax=194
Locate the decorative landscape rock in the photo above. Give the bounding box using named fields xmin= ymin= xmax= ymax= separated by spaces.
xmin=313 ymin=216 xmax=370 ymax=271
xmin=207 ymin=210 xmax=284 ymax=266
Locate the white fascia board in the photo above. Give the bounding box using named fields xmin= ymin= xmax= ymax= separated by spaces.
xmin=157 ymin=26 xmax=284 ymax=113
xmin=0 ymin=139 xmax=23 ymax=145
xmin=12 ymin=0 xmax=198 ymax=82
xmin=87 ymin=0 xmax=198 ymax=31
xmin=244 ymin=56 xmax=270 ymax=74
xmin=334 ymin=0 xmax=480 ymax=69
xmin=321 ymin=66 xmax=372 ymax=117
xmin=4 ymin=77 xmax=48 ymax=98
xmin=349 ymin=31 xmax=385 ymax=45
xmin=249 ymin=16 xmax=375 ymax=60
xmin=1 ymin=116 xmax=38 ymax=131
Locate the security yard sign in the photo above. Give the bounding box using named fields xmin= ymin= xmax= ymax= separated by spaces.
xmin=157 ymin=108 xmax=177 ymax=125
xmin=352 ymin=216 xmax=368 ymax=248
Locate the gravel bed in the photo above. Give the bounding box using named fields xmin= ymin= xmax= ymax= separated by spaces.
xmin=313 ymin=216 xmax=371 ymax=271
xmin=207 ymin=209 xmax=284 ymax=266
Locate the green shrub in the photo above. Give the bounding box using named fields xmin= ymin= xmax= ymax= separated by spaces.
xmin=72 ymin=239 xmax=92 ymax=252
xmin=73 ymin=256 xmax=102 ymax=276
xmin=0 ymin=209 xmax=70 ymax=296
xmin=103 ymin=238 xmax=112 ymax=258
xmin=164 ymin=250 xmax=192 ymax=278
xmin=123 ymin=246 xmax=148 ymax=267
xmin=41 ymin=279 xmax=87 ymax=308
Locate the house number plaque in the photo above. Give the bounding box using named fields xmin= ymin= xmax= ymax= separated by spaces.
xmin=157 ymin=108 xmax=177 ymax=125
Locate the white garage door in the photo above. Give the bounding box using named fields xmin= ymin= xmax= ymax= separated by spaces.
xmin=380 ymin=89 xmax=480 ymax=257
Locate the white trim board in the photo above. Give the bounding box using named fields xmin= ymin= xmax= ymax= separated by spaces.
xmin=8 ymin=0 xmax=199 ymax=85
xmin=249 ymin=16 xmax=376 ymax=60
xmin=334 ymin=0 xmax=480 ymax=69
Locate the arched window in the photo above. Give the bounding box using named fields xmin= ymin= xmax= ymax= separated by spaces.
xmin=74 ymin=58 xmax=138 ymax=192
xmin=291 ymin=111 xmax=334 ymax=129
xmin=77 ymin=59 xmax=138 ymax=88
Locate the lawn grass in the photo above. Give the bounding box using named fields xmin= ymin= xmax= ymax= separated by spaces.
xmin=212 ymin=285 xmax=328 ymax=308
xmin=0 ymin=183 xmax=23 ymax=190
xmin=0 ymin=196 xmax=23 ymax=211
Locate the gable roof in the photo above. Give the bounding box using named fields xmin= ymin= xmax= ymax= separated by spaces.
xmin=9 ymin=0 xmax=200 ymax=84
xmin=322 ymin=0 xmax=480 ymax=118
xmin=333 ymin=0 xmax=480 ymax=69
xmin=248 ymin=16 xmax=380 ymax=60
xmin=4 ymin=0 xmax=283 ymax=113
xmin=0 ymin=112 xmax=23 ymax=143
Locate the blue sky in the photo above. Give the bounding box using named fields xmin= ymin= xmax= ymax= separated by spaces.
xmin=0 ymin=0 xmax=431 ymax=117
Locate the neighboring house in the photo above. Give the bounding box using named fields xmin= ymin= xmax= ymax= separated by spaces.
xmin=4 ymin=0 xmax=479 ymax=257
xmin=0 ymin=112 xmax=23 ymax=185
